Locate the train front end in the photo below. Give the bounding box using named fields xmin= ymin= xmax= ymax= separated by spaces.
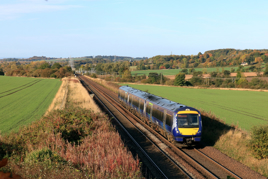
xmin=173 ymin=107 xmax=202 ymax=144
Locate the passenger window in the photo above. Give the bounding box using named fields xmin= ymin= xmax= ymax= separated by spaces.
xmin=140 ymin=100 xmax=144 ymax=112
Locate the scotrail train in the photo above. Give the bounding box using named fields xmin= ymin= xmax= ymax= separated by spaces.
xmin=118 ymin=86 xmax=202 ymax=145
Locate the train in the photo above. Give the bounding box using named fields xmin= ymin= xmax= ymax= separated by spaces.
xmin=118 ymin=86 xmax=202 ymax=145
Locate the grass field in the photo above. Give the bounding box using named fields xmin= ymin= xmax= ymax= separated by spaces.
xmin=0 ymin=76 xmax=61 ymax=134
xmin=131 ymin=66 xmax=241 ymax=76
xmin=121 ymin=84 xmax=268 ymax=131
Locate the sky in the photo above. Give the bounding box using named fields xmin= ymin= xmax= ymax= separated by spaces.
xmin=0 ymin=0 xmax=268 ymax=58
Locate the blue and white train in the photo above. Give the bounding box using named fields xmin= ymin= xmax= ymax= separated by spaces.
xmin=118 ymin=86 xmax=202 ymax=144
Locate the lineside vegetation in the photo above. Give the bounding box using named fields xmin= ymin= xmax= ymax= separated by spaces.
xmin=88 ymin=77 xmax=268 ymax=177
xmin=0 ymin=78 xmax=142 ymax=178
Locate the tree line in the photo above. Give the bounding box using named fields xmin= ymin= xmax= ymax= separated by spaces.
xmin=0 ymin=61 xmax=73 ymax=78
xmin=93 ymin=63 xmax=268 ymax=90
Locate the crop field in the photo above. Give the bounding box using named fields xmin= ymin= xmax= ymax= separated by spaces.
xmin=121 ymin=84 xmax=268 ymax=131
xmin=0 ymin=76 xmax=61 ymax=134
xmin=131 ymin=67 xmax=240 ymax=76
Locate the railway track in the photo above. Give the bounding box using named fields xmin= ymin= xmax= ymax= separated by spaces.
xmin=78 ymin=75 xmax=242 ymax=179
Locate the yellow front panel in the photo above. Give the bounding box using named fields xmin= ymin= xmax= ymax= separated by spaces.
xmin=178 ymin=128 xmax=199 ymax=135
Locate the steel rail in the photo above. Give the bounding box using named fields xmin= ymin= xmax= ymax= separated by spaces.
xmin=80 ymin=75 xmax=242 ymax=179
xmin=78 ymin=75 xmax=170 ymax=179
xmin=193 ymin=148 xmax=242 ymax=179
xmin=81 ymin=78 xmax=194 ymax=179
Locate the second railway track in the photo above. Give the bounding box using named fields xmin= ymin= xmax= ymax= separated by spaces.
xmin=78 ymin=75 xmax=242 ymax=179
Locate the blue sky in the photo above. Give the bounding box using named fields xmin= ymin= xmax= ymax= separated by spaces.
xmin=1 ymin=0 xmax=268 ymax=58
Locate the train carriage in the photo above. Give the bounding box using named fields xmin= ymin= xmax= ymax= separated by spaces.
xmin=118 ymin=86 xmax=202 ymax=144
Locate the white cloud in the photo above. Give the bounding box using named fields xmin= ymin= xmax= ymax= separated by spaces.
xmin=0 ymin=2 xmax=80 ymax=20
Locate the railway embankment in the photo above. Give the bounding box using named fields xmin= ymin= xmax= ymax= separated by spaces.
xmin=86 ymin=75 xmax=268 ymax=178
xmin=0 ymin=77 xmax=142 ymax=178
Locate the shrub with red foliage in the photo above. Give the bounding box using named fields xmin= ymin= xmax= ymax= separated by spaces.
xmin=0 ymin=107 xmax=141 ymax=179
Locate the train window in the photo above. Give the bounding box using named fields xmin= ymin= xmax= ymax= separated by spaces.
xmin=177 ymin=114 xmax=199 ymax=127
xmin=133 ymin=96 xmax=139 ymax=108
xmin=158 ymin=110 xmax=164 ymax=122
xmin=152 ymin=108 xmax=157 ymax=118
xmin=152 ymin=107 xmax=164 ymax=122
xmin=166 ymin=114 xmax=173 ymax=126
xmin=140 ymin=100 xmax=144 ymax=112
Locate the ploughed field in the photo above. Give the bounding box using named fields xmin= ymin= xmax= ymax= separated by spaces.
xmin=0 ymin=76 xmax=61 ymax=133
xmin=121 ymin=84 xmax=268 ymax=131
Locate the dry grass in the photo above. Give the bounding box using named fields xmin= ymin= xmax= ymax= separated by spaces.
xmin=68 ymin=77 xmax=101 ymax=113
xmin=46 ymin=77 xmax=101 ymax=114
xmin=45 ymin=77 xmax=69 ymax=115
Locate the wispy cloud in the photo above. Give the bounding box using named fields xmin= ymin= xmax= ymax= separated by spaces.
xmin=0 ymin=2 xmax=80 ymax=20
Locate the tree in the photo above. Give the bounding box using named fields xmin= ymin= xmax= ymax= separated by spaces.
xmin=223 ymin=70 xmax=231 ymax=77
xmin=39 ymin=62 xmax=50 ymax=69
xmin=236 ymin=71 xmax=242 ymax=79
xmin=164 ymin=64 xmax=170 ymax=69
xmin=264 ymin=64 xmax=268 ymax=77
xmin=174 ymin=73 xmax=185 ymax=86
xmin=148 ymin=73 xmax=159 ymax=83
xmin=51 ymin=63 xmax=62 ymax=69
xmin=189 ymin=68 xmax=195 ymax=74
xmin=0 ymin=68 xmax=4 ymax=76
xmin=122 ymin=69 xmax=132 ymax=82
xmin=181 ymin=69 xmax=188 ymax=74
xmin=210 ymin=71 xmax=218 ymax=77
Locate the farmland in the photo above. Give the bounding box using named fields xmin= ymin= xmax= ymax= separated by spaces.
xmin=131 ymin=66 xmax=240 ymax=76
xmin=0 ymin=76 xmax=61 ymax=134
xmin=121 ymin=84 xmax=268 ymax=131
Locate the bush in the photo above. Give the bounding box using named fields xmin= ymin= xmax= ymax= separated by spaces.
xmin=249 ymin=125 xmax=268 ymax=159
xmin=249 ymin=78 xmax=268 ymax=89
xmin=165 ymin=79 xmax=174 ymax=86
xmin=25 ymin=148 xmax=65 ymax=167
xmin=236 ymin=78 xmax=248 ymax=87
xmin=90 ymin=73 xmax=97 ymax=78
xmin=140 ymin=79 xmax=148 ymax=84
xmin=215 ymin=79 xmax=223 ymax=87
xmin=50 ymin=73 xmax=57 ymax=78
xmin=174 ymin=73 xmax=185 ymax=86
xmin=190 ymin=77 xmax=203 ymax=86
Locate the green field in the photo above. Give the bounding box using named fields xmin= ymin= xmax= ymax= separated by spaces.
xmin=131 ymin=66 xmax=241 ymax=76
xmin=0 ymin=76 xmax=61 ymax=134
xmin=121 ymin=84 xmax=268 ymax=131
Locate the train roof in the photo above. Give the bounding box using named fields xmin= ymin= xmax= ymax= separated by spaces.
xmin=119 ymin=86 xmax=186 ymax=112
